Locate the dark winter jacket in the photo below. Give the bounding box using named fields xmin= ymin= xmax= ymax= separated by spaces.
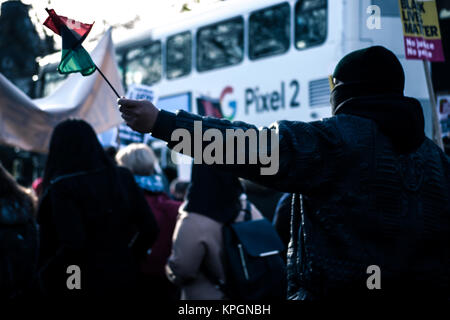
xmin=0 ymin=198 xmax=38 ymax=298
xmin=37 ymin=166 xmax=159 ymax=296
xmin=151 ymin=95 xmax=450 ymax=300
xmin=140 ymin=188 xmax=180 ymax=277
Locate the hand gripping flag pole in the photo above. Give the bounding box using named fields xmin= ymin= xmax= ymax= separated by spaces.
xmin=43 ymin=9 xmax=120 ymax=98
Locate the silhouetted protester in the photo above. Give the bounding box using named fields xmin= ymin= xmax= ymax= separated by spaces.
xmin=118 ymin=46 xmax=450 ymax=300
xmin=272 ymin=193 xmax=291 ymax=260
xmin=0 ymin=164 xmax=38 ymax=299
xmin=37 ymin=119 xmax=159 ymax=297
xmin=31 ymin=177 xmax=44 ymax=200
xmin=169 ymin=178 xmax=189 ymax=201
xmin=163 ymin=166 xmax=178 ymax=185
xmin=166 ymin=165 xmax=263 ymax=300
xmin=116 ymin=143 xmax=181 ymax=300
xmin=443 ymin=135 xmax=450 ymax=157
xmin=104 ymin=146 xmax=118 ymax=164
xmin=242 ymin=179 xmax=283 ymax=221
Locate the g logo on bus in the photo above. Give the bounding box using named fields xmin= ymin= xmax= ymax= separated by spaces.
xmin=220 ymin=86 xmax=237 ymax=120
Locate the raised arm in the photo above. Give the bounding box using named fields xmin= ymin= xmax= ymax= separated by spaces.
xmin=118 ymin=99 xmax=343 ymax=194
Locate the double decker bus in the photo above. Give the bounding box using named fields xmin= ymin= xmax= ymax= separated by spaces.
xmin=36 ymin=0 xmax=435 ymax=174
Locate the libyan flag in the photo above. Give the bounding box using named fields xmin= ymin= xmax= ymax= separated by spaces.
xmin=44 ymin=9 xmax=96 ymax=76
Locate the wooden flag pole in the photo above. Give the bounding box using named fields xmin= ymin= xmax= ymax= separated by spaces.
xmin=423 ymin=60 xmax=444 ymax=150
xmin=95 ymin=65 xmax=121 ymax=99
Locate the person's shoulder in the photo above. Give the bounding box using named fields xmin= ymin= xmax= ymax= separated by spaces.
xmin=149 ymin=192 xmax=181 ymax=215
xmin=332 ymin=112 xmax=378 ymax=124
xmin=116 ymin=166 xmax=136 ymax=184
xmin=274 ymin=115 xmax=345 ymax=132
xmin=158 ymin=193 xmax=182 ymax=208
xmin=421 ymin=137 xmax=450 ymax=162
xmin=174 ymin=211 xmax=200 ymax=235
xmin=182 ymin=211 xmax=222 ymax=229
xmin=116 ymin=165 xmax=133 ymax=177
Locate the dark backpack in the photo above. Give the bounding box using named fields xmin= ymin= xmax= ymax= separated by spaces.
xmin=220 ymin=202 xmax=287 ymax=300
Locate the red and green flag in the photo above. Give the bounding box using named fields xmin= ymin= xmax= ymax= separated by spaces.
xmin=44 ymin=9 xmax=96 ymax=76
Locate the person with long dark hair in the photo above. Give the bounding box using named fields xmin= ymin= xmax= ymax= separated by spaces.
xmin=37 ymin=119 xmax=158 ymax=296
xmin=116 ymin=143 xmax=181 ymax=300
xmin=0 ymin=164 xmax=38 ymax=299
xmin=165 ymin=165 xmax=263 ymax=300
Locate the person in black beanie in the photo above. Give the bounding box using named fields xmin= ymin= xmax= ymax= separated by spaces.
xmin=118 ymin=46 xmax=449 ymax=301
xmin=330 ymin=46 xmax=425 ymax=153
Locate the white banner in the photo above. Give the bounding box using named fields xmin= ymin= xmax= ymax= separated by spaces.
xmin=0 ymin=28 xmax=123 ymax=153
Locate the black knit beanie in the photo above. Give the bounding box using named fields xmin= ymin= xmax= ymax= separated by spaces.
xmin=331 ymin=46 xmax=405 ymax=113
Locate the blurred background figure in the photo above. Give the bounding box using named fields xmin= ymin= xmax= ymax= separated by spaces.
xmin=442 ymin=135 xmax=450 ymax=157
xmin=0 ymin=164 xmax=38 ymax=299
xmin=116 ymin=143 xmax=181 ymax=300
xmin=104 ymin=146 xmax=118 ymax=165
xmin=241 ymin=180 xmax=283 ymax=221
xmin=169 ymin=178 xmax=189 ymax=201
xmin=31 ymin=177 xmax=43 ymax=199
xmin=37 ymin=119 xmax=158 ymax=297
xmin=272 ymin=193 xmax=292 ymax=262
xmin=166 ymin=164 xmax=262 ymax=300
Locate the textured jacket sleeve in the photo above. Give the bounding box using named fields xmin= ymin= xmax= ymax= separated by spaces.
xmin=152 ymin=110 xmax=344 ymax=193
xmin=165 ymin=213 xmax=206 ymax=286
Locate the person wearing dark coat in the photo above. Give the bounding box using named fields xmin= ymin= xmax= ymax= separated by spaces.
xmin=0 ymin=164 xmax=38 ymax=299
xmin=165 ymin=165 xmax=263 ymax=300
xmin=118 ymin=46 xmax=450 ymax=300
xmin=37 ymin=119 xmax=159 ymax=297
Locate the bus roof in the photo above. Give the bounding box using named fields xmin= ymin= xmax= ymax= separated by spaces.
xmin=114 ymin=0 xmax=284 ymax=49
xmin=38 ymin=0 xmax=293 ymax=67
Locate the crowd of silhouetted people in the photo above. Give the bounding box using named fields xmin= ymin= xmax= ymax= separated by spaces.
xmin=2 ymin=46 xmax=449 ymax=301
xmin=0 ymin=118 xmax=288 ymax=300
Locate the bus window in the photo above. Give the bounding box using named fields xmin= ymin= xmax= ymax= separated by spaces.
xmin=166 ymin=31 xmax=192 ymax=79
xmin=42 ymin=69 xmax=67 ymax=97
xmin=125 ymin=41 xmax=162 ymax=87
xmin=295 ymin=0 xmax=327 ymax=50
xmin=249 ymin=3 xmax=290 ymax=60
xmin=371 ymin=0 xmax=400 ymax=17
xmin=197 ymin=16 xmax=244 ymax=72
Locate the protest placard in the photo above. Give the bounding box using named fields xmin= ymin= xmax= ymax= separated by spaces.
xmin=399 ymin=0 xmax=444 ymax=62
xmin=398 ymin=0 xmax=445 ymax=149
xmin=117 ymin=84 xmax=158 ymax=148
xmin=437 ymin=95 xmax=450 ymax=137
